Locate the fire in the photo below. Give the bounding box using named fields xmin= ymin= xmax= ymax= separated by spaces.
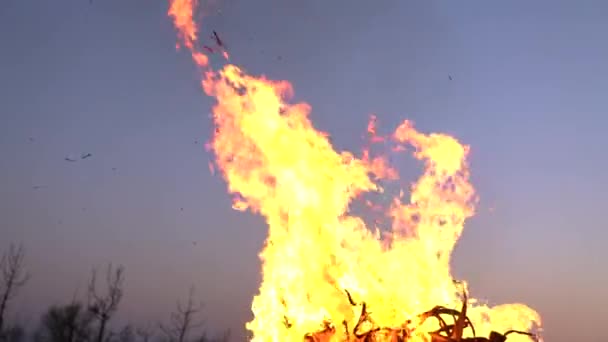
xmin=167 ymin=1 xmax=542 ymax=341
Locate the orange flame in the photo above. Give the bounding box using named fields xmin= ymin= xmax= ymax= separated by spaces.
xmin=168 ymin=1 xmax=542 ymax=341
xmin=168 ymin=0 xmax=199 ymax=50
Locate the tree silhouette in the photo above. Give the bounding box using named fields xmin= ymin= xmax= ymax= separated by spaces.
xmin=159 ymin=288 xmax=230 ymax=342
xmin=159 ymin=287 xmax=205 ymax=342
xmin=0 ymin=253 xmax=233 ymax=342
xmin=2 ymin=324 xmax=25 ymax=342
xmin=87 ymin=264 xmax=124 ymax=342
xmin=135 ymin=324 xmax=154 ymax=342
xmin=35 ymin=302 xmax=94 ymax=342
xmin=115 ymin=325 xmax=135 ymax=342
xmin=195 ymin=329 xmax=230 ymax=342
xmin=0 ymin=244 xmax=29 ymax=341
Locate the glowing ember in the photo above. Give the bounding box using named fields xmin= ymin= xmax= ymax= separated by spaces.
xmin=167 ymin=1 xmax=542 ymax=341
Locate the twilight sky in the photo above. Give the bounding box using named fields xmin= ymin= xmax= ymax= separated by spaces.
xmin=1 ymin=0 xmax=607 ymax=341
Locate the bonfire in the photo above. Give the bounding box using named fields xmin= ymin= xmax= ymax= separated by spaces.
xmin=167 ymin=1 xmax=543 ymax=341
xmin=303 ymin=288 xmax=538 ymax=342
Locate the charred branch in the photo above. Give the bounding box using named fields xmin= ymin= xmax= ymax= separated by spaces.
xmin=302 ymin=288 xmax=539 ymax=342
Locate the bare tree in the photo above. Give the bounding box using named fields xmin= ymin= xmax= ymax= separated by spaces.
xmin=2 ymin=324 xmax=25 ymax=342
xmin=195 ymin=329 xmax=230 ymax=342
xmin=159 ymin=287 xmax=205 ymax=342
xmin=87 ymin=264 xmax=124 ymax=342
xmin=135 ymin=324 xmax=154 ymax=342
xmin=0 ymin=244 xmax=29 ymax=340
xmin=35 ymin=302 xmax=94 ymax=342
xmin=115 ymin=325 xmax=134 ymax=342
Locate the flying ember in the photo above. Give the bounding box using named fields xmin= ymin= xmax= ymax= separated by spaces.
xmin=167 ymin=1 xmax=543 ymax=341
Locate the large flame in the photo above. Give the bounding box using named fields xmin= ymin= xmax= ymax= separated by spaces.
xmin=167 ymin=1 xmax=542 ymax=341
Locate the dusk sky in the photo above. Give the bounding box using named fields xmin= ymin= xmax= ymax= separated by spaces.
xmin=1 ymin=1 xmax=607 ymax=341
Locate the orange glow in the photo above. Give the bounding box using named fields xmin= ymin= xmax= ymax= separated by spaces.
xmin=168 ymin=0 xmax=200 ymax=50
xmin=168 ymin=1 xmax=542 ymax=341
xmin=192 ymin=51 xmax=209 ymax=68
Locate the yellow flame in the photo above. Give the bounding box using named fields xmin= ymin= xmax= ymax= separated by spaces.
xmin=167 ymin=1 xmax=542 ymax=341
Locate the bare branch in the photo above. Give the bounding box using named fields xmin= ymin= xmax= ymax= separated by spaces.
xmin=160 ymin=286 xmax=206 ymax=342
xmin=136 ymin=324 xmax=154 ymax=342
xmin=0 ymin=243 xmax=29 ymax=337
xmin=88 ymin=268 xmax=101 ymax=308
xmin=87 ymin=263 xmax=125 ymax=342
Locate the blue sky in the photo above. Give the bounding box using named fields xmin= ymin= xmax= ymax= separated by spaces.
xmin=1 ymin=1 xmax=607 ymax=340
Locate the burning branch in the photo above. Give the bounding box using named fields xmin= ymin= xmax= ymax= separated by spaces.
xmin=302 ymin=287 xmax=540 ymax=342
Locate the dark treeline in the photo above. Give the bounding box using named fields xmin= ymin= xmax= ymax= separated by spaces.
xmin=0 ymin=244 xmax=230 ymax=342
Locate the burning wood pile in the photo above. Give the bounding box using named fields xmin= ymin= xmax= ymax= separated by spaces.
xmin=304 ymin=289 xmax=539 ymax=342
